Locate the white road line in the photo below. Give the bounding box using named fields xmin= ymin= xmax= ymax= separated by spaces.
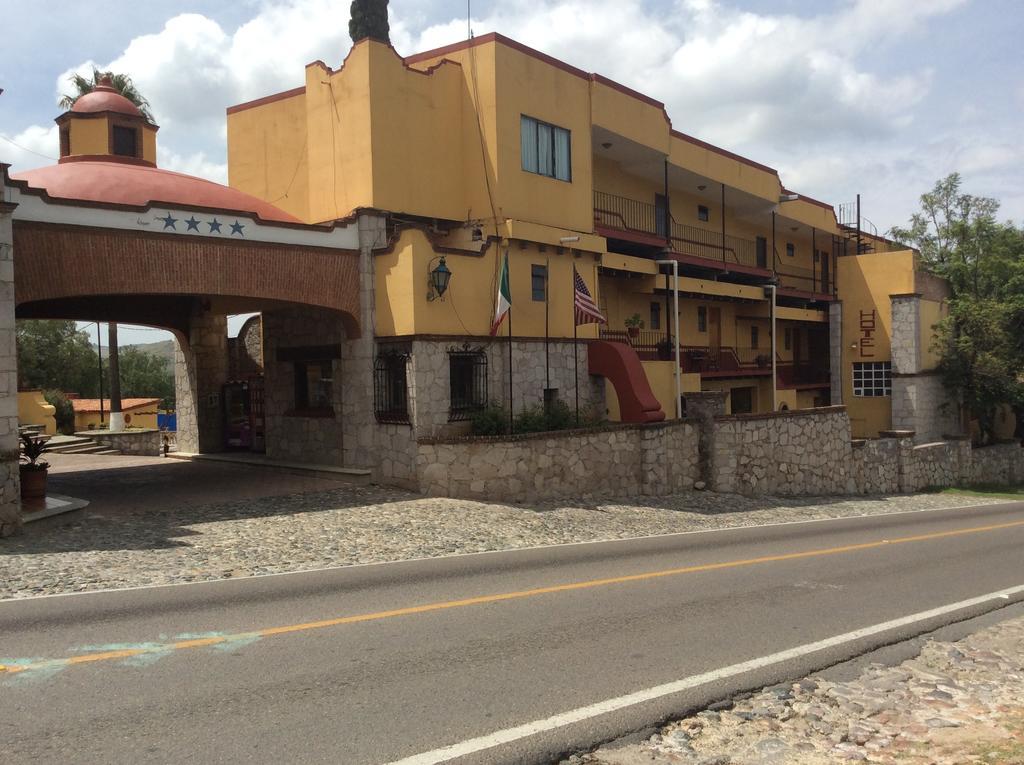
xmin=387 ymin=584 xmax=1024 ymax=765
xmin=1 ymin=497 xmax=1015 ymax=603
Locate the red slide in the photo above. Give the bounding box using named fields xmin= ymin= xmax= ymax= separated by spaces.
xmin=587 ymin=340 xmax=666 ymax=423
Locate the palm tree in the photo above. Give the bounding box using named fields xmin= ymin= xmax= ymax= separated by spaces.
xmin=59 ymin=69 xmax=154 ymax=122
xmin=349 ymin=0 xmax=390 ymax=44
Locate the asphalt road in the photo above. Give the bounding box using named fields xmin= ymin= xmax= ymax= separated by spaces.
xmin=2 ymin=501 xmax=1024 ymax=764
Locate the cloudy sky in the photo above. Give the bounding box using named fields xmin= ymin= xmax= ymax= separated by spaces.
xmin=1 ymin=0 xmax=1022 ymax=343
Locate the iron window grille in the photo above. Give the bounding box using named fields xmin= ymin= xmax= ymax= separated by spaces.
xmin=852 ymin=361 xmax=892 ymax=397
xmin=448 ymin=344 xmax=488 ymax=421
xmin=374 ymin=346 xmax=411 ymax=424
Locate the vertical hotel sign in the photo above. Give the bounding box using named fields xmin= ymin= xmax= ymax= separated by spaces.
xmin=859 ymin=309 xmax=876 ymax=357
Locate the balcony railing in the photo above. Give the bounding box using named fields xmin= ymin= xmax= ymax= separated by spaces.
xmin=595 ymin=189 xmax=837 ymax=296
xmin=599 ymin=329 xmax=829 ymax=384
xmin=594 ymin=190 xmax=665 ymax=238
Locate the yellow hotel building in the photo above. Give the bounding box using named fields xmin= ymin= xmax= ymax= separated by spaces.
xmin=226 ymin=33 xmax=956 ymax=447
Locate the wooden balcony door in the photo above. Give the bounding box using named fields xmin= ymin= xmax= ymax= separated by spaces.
xmin=708 ymin=307 xmax=722 ymax=369
xmin=756 ymin=236 xmax=768 ymax=269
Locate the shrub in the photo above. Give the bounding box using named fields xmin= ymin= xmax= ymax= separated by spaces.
xmin=44 ymin=389 xmax=76 ymax=434
xmin=514 ymin=400 xmax=577 ymax=434
xmin=470 ymin=402 xmax=509 ymax=436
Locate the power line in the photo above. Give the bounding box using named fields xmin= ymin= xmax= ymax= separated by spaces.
xmin=0 ymin=133 xmax=57 ymax=161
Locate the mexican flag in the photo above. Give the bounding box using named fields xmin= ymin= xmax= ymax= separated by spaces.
xmin=489 ymin=250 xmax=512 ymax=335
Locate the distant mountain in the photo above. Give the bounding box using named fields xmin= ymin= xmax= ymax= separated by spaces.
xmin=91 ymin=339 xmax=177 ymax=365
xmin=126 ymin=339 xmax=177 ymax=364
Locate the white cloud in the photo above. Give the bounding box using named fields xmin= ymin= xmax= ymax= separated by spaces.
xmin=0 ymin=124 xmax=59 ymax=171
xmin=6 ymin=0 xmax=1021 ymax=231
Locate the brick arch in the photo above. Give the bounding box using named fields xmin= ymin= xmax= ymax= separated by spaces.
xmin=13 ymin=221 xmax=362 ymax=336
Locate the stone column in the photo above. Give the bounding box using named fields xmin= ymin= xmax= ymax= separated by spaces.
xmin=0 ymin=201 xmax=20 ymax=536
xmin=341 ymin=213 xmax=387 ymax=470
xmin=174 ymin=303 xmax=228 ymax=455
xmin=890 ymin=293 xmax=922 ymax=437
xmin=828 ymin=301 xmax=843 ymax=405
xmin=685 ymin=390 xmax=727 ymax=488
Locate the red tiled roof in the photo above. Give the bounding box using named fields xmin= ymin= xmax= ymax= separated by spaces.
xmin=11 ymin=161 xmax=300 ymax=223
xmin=70 ymin=398 xmax=161 ymax=413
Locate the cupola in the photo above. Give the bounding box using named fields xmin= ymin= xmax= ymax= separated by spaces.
xmin=56 ymin=75 xmax=159 ymax=166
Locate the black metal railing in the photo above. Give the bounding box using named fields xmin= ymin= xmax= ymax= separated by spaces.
xmin=594 ymin=190 xmax=663 ymax=237
xmin=599 ymin=329 xmax=674 ymax=360
xmin=776 ymin=361 xmax=831 ymax=387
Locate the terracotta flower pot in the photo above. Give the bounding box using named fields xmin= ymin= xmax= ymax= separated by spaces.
xmin=19 ymin=466 xmax=47 ymax=500
xmin=627 ymin=326 xmax=640 ymax=338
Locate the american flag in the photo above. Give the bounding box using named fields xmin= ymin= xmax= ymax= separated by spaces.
xmin=573 ymin=266 xmax=606 ymax=326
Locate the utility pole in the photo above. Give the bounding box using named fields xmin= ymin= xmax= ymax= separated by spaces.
xmin=96 ymin=322 xmax=105 ymax=427
xmin=108 ymin=322 xmax=124 ymax=431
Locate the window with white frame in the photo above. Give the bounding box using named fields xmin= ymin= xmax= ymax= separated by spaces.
xmin=521 ymin=115 xmax=571 ymax=182
xmin=852 ymin=361 xmax=891 ymax=397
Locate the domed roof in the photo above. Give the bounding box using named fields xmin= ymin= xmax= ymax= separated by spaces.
xmin=70 ymin=75 xmax=145 ymax=118
xmin=12 ymin=161 xmax=300 ymax=223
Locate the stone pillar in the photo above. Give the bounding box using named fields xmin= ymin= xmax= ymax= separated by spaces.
xmin=174 ymin=304 xmax=228 ymax=455
xmin=890 ymin=294 xmax=921 ymax=376
xmin=685 ymin=390 xmax=727 ymax=488
xmin=0 ymin=202 xmax=21 ymax=536
xmin=341 ymin=212 xmax=387 ymax=469
xmin=828 ymin=301 xmax=843 ymax=405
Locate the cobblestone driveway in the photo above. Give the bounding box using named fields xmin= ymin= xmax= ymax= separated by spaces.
xmin=0 ymin=453 xmax=1010 ymax=600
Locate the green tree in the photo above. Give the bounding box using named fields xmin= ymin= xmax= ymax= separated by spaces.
xmin=16 ymin=320 xmax=102 ymax=397
xmin=58 ymin=69 xmax=154 ymax=121
xmin=118 ymin=345 xmax=175 ymax=409
xmin=349 ymin=0 xmax=390 ymax=43
xmin=890 ymin=174 xmax=1024 ymax=442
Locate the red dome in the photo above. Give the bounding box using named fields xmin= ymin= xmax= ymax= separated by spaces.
xmin=12 ymin=161 xmax=300 ymax=223
xmin=70 ymin=79 xmax=144 ymax=118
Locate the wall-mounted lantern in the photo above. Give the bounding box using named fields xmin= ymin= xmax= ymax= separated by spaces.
xmin=471 ymin=227 xmax=483 ymax=242
xmin=427 ymin=256 xmax=452 ymax=301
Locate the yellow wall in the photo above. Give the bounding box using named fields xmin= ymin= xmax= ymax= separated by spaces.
xmin=375 ymin=228 xmax=601 ymax=339
xmin=837 ymin=249 xmax=916 ymax=437
xmin=64 ymin=116 xmax=157 ymax=164
xmin=227 ymin=91 xmax=310 ymax=221
xmin=604 ymin=362 xmax=698 ymax=422
xmin=68 ymin=118 xmax=108 ymax=156
xmin=75 ymin=405 xmax=159 ymax=432
xmin=18 ymin=391 xmax=57 ymax=435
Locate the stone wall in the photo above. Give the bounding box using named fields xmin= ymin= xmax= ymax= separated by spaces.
xmin=891 ymin=373 xmax=961 ymax=443
xmin=903 ymin=439 xmax=971 ymax=492
xmin=403 ymin=337 xmax=604 ymax=440
xmin=82 ymin=429 xmax=163 ymax=456
xmin=709 ymin=406 xmax=856 ymax=496
xmin=174 ymin=305 xmax=228 ymax=454
xmin=0 ymin=203 xmax=20 ymax=536
xmin=970 ymin=442 xmax=1024 ymax=486
xmin=417 ymin=420 xmax=698 ymax=502
xmin=850 ymin=438 xmax=901 ymax=495
xmin=263 ymin=306 xmax=347 ymax=466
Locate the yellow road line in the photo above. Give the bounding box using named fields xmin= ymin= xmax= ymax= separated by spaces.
xmin=4 ymin=517 xmax=1024 ymax=676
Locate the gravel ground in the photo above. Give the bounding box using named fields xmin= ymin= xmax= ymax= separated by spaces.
xmin=0 ymin=479 xmax=1008 ymax=600
xmin=571 ymin=613 xmax=1024 ymax=764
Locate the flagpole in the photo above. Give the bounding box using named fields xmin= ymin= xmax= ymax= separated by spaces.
xmin=544 ymin=255 xmax=550 ymax=401
xmin=573 ymin=264 xmax=581 ymax=423
xmin=508 ymin=300 xmax=514 ymax=434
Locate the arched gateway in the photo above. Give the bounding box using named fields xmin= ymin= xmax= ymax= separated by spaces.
xmin=2 ymin=82 xmax=384 ymax=486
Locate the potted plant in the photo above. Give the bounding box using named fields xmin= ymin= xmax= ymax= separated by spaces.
xmin=624 ymin=313 xmax=644 ymax=338
xmin=20 ymin=433 xmax=49 ymax=501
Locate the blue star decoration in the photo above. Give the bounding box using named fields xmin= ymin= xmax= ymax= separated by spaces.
xmin=185 ymin=216 xmax=201 ymax=232
xmin=158 ymin=213 xmax=178 ymax=230
xmin=208 ymin=218 xmax=222 ymax=234
xmin=229 ymin=220 xmax=245 ymax=237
